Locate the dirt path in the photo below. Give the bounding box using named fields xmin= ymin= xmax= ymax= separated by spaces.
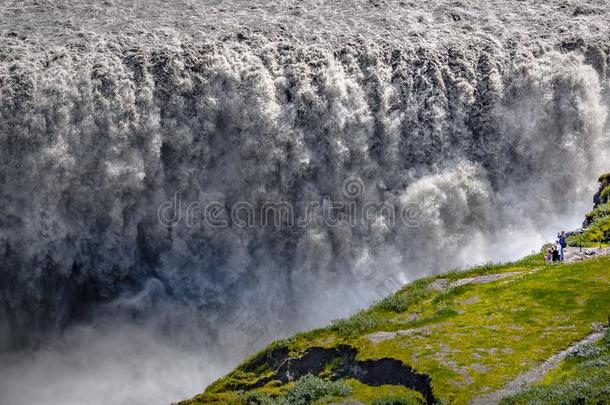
xmin=469 ymin=329 xmax=607 ymax=405
xmin=427 ymin=271 xmax=536 ymax=292
xmin=365 ymin=324 xmax=445 ymax=344
xmin=368 ymin=263 xmax=609 ymax=402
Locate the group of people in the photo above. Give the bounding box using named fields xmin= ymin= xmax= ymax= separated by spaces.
xmin=546 ymin=231 xmax=567 ymax=263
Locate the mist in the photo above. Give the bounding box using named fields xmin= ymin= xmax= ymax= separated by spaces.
xmin=0 ymin=209 xmax=594 ymax=405
xmin=1 ymin=1 xmax=610 ymax=404
xmin=0 ymin=322 xmax=231 ymax=405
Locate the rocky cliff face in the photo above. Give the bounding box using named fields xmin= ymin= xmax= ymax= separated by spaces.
xmin=593 ymin=173 xmax=610 ymax=207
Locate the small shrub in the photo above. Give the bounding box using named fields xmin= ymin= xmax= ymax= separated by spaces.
xmin=568 ymin=343 xmax=602 ymax=359
xmin=431 ymin=294 xmax=458 ymax=319
xmin=568 ymin=213 xmax=610 ymax=246
xmin=375 ymin=280 xmax=429 ymax=313
xmin=242 ymin=391 xmax=276 ymax=405
xmin=283 ymin=374 xmax=351 ymax=405
xmin=582 ymin=355 xmax=610 ymax=368
xmin=242 ymin=375 xmax=351 ymax=405
xmin=434 ymin=303 xmax=458 ymax=319
xmin=591 ymin=203 xmax=610 ymax=220
xmin=377 ymin=293 xmax=411 ymax=313
xmin=605 ymin=328 xmax=610 ymax=347
xmin=331 ymin=312 xmax=380 ymax=337
xmin=377 ymin=289 xmax=426 ymax=313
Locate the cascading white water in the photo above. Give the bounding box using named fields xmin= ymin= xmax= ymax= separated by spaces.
xmin=0 ymin=1 xmax=609 ymax=404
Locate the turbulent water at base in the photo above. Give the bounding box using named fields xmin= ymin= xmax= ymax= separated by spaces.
xmin=0 ymin=1 xmax=609 ymax=404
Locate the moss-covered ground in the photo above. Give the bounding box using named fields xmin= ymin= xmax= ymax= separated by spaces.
xmin=567 ymin=208 xmax=610 ymax=248
xmin=500 ymin=329 xmax=610 ymax=404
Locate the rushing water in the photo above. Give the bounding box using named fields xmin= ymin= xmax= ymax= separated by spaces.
xmin=0 ymin=1 xmax=609 ymax=404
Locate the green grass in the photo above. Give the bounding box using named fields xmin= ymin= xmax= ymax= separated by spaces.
xmin=351 ymin=257 xmax=610 ymax=403
xmin=571 ymin=173 xmax=610 ymax=247
xmin=374 ymin=284 xmax=428 ymax=313
xmin=346 ymin=380 xmax=425 ymax=404
xmin=330 ymin=311 xmax=386 ymax=338
xmin=282 ymin=374 xmax=351 ymax=405
xmin=182 ymin=253 xmax=610 ymax=405
xmin=500 ymin=334 xmax=610 ymax=404
xmin=584 ymin=202 xmax=610 ymax=224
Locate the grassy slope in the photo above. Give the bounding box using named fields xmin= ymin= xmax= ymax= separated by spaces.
xmin=567 ymin=205 xmax=610 ymax=248
xmin=567 ymin=173 xmax=610 ymax=248
xmin=182 ymin=252 xmax=610 ymax=405
xmin=501 ymin=331 xmax=610 ymax=404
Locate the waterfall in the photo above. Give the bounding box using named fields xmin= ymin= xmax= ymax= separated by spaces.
xmin=0 ymin=1 xmax=609 ymax=403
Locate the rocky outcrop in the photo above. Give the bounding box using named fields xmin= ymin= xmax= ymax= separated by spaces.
xmin=246 ymin=345 xmax=436 ymax=404
xmin=593 ymin=173 xmax=610 ymax=208
xmin=584 ymin=173 xmax=610 ymax=227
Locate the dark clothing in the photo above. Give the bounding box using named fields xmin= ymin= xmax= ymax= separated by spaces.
xmin=559 ymin=235 xmax=566 ymax=248
xmin=552 ymin=249 xmax=559 ymax=262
